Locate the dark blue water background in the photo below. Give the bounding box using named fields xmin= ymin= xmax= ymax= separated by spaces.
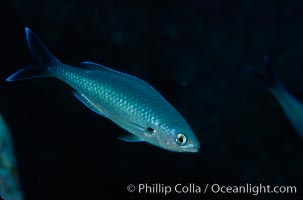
xmin=0 ymin=0 xmax=302 ymax=199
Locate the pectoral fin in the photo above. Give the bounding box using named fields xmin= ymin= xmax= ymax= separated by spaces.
xmin=118 ymin=134 xmax=144 ymax=142
xmin=73 ymin=91 xmax=107 ymax=118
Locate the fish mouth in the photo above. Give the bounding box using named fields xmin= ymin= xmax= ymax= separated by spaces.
xmin=180 ymin=144 xmax=200 ymax=153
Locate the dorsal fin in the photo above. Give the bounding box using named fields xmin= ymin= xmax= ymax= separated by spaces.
xmin=79 ymin=61 xmax=129 ymax=76
xmin=79 ymin=61 xmax=111 ymax=71
xmin=80 ymin=61 xmax=144 ymax=81
xmin=80 ymin=61 xmax=142 ymax=80
xmin=80 ymin=61 xmax=162 ymax=99
xmin=80 ymin=61 xmax=154 ymax=87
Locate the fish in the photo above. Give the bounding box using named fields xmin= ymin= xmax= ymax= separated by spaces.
xmin=0 ymin=114 xmax=24 ymax=200
xmin=248 ymin=56 xmax=303 ymax=139
xmin=6 ymin=27 xmax=200 ymax=153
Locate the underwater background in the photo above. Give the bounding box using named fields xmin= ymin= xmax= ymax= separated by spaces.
xmin=0 ymin=0 xmax=303 ymax=199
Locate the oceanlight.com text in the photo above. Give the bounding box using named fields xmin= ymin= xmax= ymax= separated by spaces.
xmin=126 ymin=183 xmax=297 ymax=196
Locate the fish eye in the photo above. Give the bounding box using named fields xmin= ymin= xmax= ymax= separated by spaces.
xmin=176 ymin=133 xmax=187 ymax=145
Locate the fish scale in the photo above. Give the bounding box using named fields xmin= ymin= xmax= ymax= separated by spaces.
xmin=55 ymin=67 xmax=156 ymax=121
xmin=6 ymin=27 xmax=200 ymax=152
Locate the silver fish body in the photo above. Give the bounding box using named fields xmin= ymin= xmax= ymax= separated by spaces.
xmin=7 ymin=27 xmax=200 ymax=153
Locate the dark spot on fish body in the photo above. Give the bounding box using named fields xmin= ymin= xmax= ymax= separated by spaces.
xmin=147 ymin=127 xmax=155 ymax=132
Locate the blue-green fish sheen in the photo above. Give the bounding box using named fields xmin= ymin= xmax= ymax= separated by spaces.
xmin=7 ymin=27 xmax=200 ymax=153
xmin=249 ymin=56 xmax=303 ymax=140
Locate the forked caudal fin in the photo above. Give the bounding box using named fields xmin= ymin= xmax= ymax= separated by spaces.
xmin=6 ymin=27 xmax=61 ymax=82
xmin=246 ymin=56 xmax=283 ymax=91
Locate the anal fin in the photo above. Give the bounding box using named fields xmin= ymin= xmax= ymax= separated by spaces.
xmin=118 ymin=134 xmax=144 ymax=142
